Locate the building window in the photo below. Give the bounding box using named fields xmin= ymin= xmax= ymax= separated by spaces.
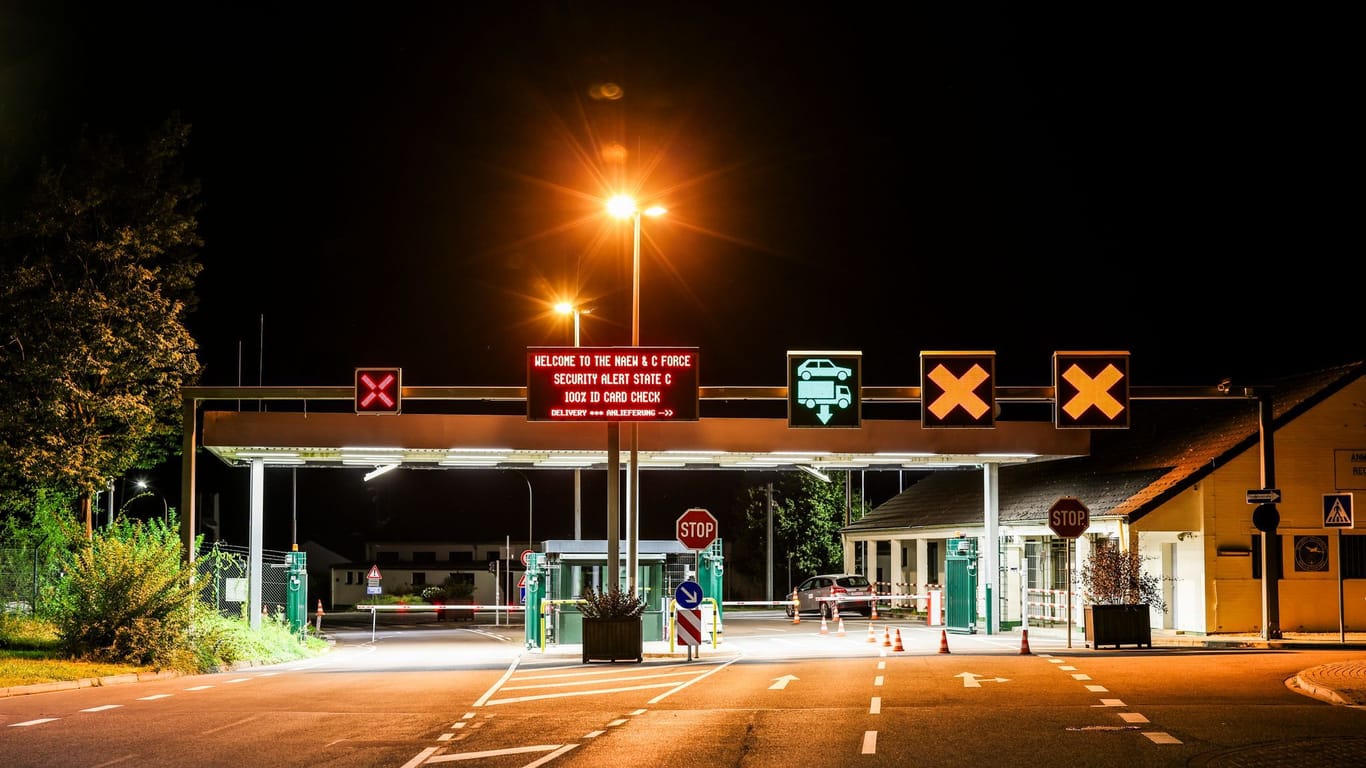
xmin=926 ymin=541 xmax=940 ymax=584
xmin=1025 ymin=540 xmax=1041 ymax=590
xmin=413 ymin=551 xmax=435 ymax=562
xmin=450 ymin=550 xmax=474 ymax=563
xmin=346 ymin=571 xmax=354 ymax=585
xmin=1049 ymin=539 xmax=1069 ymax=591
xmin=412 ymin=572 xmax=427 ymax=586
xmin=377 ymin=551 xmax=399 ymax=564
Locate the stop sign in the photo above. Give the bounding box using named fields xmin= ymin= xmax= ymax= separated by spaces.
xmin=676 ymin=508 xmax=719 ymax=550
xmin=1048 ymin=496 xmax=1090 ymax=538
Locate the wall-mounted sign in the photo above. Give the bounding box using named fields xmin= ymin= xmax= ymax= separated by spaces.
xmin=1054 ymin=351 xmax=1130 ymax=429
xmin=1335 ymin=449 xmax=1366 ymax=490
xmin=527 ymin=347 xmax=699 ymax=422
xmin=921 ymin=351 xmax=996 ymax=428
xmin=787 ymin=351 xmax=861 ymax=428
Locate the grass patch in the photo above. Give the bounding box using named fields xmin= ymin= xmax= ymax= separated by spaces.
xmin=0 ymin=652 xmax=148 ymax=687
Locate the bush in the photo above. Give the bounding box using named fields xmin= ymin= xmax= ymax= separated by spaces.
xmin=54 ymin=516 xmax=200 ymax=669
xmin=579 ymin=585 xmax=646 ymax=619
xmin=1078 ymin=544 xmax=1168 ymax=613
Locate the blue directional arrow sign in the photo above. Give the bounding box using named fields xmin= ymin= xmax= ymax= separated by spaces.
xmin=675 ymin=581 xmax=703 ymax=610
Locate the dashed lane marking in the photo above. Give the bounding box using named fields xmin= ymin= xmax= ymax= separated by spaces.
xmin=861 ymin=731 xmax=877 ymax=754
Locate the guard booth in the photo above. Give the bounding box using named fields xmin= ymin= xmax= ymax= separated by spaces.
xmin=945 ymin=537 xmax=978 ymax=634
xmin=523 ymin=539 xmax=723 ymax=650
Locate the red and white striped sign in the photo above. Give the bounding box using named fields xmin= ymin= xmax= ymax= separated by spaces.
xmin=676 ymin=607 xmax=703 ymax=647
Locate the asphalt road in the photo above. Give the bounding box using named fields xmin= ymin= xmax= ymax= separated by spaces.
xmin=1 ymin=613 xmax=1362 ymax=767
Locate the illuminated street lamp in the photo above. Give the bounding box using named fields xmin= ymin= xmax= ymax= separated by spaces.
xmin=126 ymin=478 xmax=170 ymax=521
xmin=606 ymin=195 xmax=666 ymax=593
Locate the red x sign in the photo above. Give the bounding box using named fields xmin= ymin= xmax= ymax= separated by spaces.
xmin=355 ymin=368 xmax=402 ymax=414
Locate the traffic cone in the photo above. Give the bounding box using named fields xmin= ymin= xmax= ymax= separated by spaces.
xmin=1019 ymin=628 xmax=1032 ymax=655
xmin=867 ymin=623 xmax=877 ymax=643
xmin=870 ymin=600 xmax=880 ymax=620
xmin=882 ymin=627 xmax=891 ymax=647
xmin=819 ymin=613 xmax=829 ymax=635
xmin=938 ymin=629 xmax=951 ymax=654
xmin=836 ymin=616 xmax=846 ymax=636
xmin=791 ymin=590 xmax=801 ymax=624
xmin=893 ymin=629 xmax=904 ymax=652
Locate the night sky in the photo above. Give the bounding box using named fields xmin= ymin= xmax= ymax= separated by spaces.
xmin=4 ymin=4 xmax=1356 ymax=555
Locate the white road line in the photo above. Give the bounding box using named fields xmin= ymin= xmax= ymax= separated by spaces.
xmin=425 ymin=744 xmax=564 ymax=763
xmin=584 ymin=730 xmax=605 ymax=738
xmin=606 ymin=718 xmax=627 ymax=727
xmin=648 ymin=655 xmax=739 ymax=704
xmin=1047 ymin=659 xmax=1063 ymax=664
xmin=490 ymin=681 xmax=679 ymax=705
xmin=1071 ymin=673 xmax=1091 ymax=680
xmin=81 ymin=705 xmax=122 ymax=712
xmin=184 ymin=685 xmax=213 ymax=691
xmin=225 ymin=678 xmax=251 ymax=684
xmin=874 ymin=675 xmax=884 ymax=686
xmin=1143 ymin=732 xmax=1182 ymax=744
xmin=398 ymin=746 xmax=439 ymax=768
xmin=870 ymin=697 xmax=881 ymax=714
xmin=137 ymin=694 xmax=173 ymax=701
xmin=1119 ymin=712 xmax=1149 ymax=723
xmin=524 ymin=744 xmax=579 ymax=767
xmin=1059 ymin=665 xmax=1077 ymax=671
xmin=861 ymin=731 xmax=877 ymax=754
xmin=1085 ymin=685 xmax=1109 ymax=692
xmin=9 ymin=718 xmax=58 ymax=727
xmin=502 ymin=669 xmax=701 ymax=691
xmin=474 ymin=655 xmax=523 ymax=708
xmin=1095 ymin=699 xmax=1126 ymax=707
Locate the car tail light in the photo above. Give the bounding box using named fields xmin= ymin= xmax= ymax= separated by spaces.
xmin=831 ymin=586 xmax=847 ymax=597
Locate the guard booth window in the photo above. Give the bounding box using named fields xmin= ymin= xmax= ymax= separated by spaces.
xmin=926 ymin=541 xmax=939 ymax=584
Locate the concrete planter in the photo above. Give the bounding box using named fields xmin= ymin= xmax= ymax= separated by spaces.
xmin=582 ymin=617 xmax=643 ymax=663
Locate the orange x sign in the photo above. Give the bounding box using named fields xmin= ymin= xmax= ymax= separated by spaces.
xmin=1054 ymin=352 xmax=1129 ymax=428
xmin=921 ymin=352 xmax=995 ymax=428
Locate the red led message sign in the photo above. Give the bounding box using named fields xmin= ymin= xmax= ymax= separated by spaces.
xmin=527 ymin=347 xmax=700 ymax=422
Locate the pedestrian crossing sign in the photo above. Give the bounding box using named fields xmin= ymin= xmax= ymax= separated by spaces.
xmin=1323 ymin=493 xmax=1354 ymax=528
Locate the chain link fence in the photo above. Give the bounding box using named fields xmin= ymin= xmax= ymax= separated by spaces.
xmin=196 ymin=542 xmax=293 ymax=619
xmin=1 ymin=543 xmax=292 ymax=620
xmin=0 ymin=547 xmax=57 ymax=615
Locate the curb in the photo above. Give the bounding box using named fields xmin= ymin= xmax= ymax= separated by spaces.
xmin=1 ymin=668 xmax=182 ymax=699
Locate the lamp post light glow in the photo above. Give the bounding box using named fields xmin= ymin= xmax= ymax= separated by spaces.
xmin=606 ymin=195 xmax=666 ymax=593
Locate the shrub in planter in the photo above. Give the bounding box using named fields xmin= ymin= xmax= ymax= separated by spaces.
xmin=579 ymin=586 xmax=645 ymax=663
xmin=1078 ymin=545 xmax=1168 ymax=649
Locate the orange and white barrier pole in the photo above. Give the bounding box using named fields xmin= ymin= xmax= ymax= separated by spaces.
xmin=791 ymin=589 xmax=800 ymax=624
xmin=314 ymin=600 xmax=325 ymax=632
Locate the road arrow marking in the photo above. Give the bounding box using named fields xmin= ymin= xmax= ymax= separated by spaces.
xmin=955 ymin=672 xmax=1010 ymax=688
xmin=769 ymin=674 xmax=799 ymax=690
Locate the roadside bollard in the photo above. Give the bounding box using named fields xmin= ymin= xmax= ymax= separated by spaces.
xmin=315 ymin=599 xmax=325 ymax=632
xmin=791 ymin=589 xmax=800 ymax=624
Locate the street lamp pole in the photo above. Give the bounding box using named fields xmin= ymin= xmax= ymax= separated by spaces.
xmin=628 ymin=209 xmax=641 ymax=595
xmin=608 ymin=196 xmax=664 ymax=594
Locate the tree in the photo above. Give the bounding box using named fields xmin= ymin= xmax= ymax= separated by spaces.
xmin=0 ymin=115 xmax=203 ymax=536
xmin=735 ymin=471 xmax=869 ymax=595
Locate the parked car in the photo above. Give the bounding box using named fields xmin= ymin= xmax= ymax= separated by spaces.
xmin=785 ymin=573 xmax=874 ymax=618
